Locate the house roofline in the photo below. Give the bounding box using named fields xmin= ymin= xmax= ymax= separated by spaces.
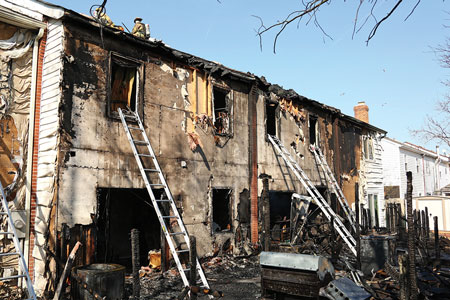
xmin=60 ymin=6 xmax=386 ymax=134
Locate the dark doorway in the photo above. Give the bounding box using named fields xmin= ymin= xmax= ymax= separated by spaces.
xmin=96 ymin=188 xmax=161 ymax=271
xmin=212 ymin=188 xmax=232 ymax=233
xmin=268 ymin=191 xmax=293 ymax=242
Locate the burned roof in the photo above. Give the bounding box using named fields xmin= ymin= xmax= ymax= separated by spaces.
xmin=46 ymin=1 xmax=386 ymax=134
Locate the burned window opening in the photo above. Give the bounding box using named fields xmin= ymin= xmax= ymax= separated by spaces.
xmin=268 ymin=191 xmax=292 ymax=243
xmin=108 ymin=54 xmax=141 ymax=118
xmin=309 ymin=115 xmax=318 ymax=146
xmin=212 ymin=188 xmax=232 ymax=233
xmin=213 ymin=87 xmax=232 ymax=136
xmin=96 ymin=188 xmax=161 ymax=271
xmin=266 ymin=101 xmax=278 ymax=136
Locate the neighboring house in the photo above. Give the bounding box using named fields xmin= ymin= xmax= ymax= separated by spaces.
xmin=0 ymin=0 xmax=387 ymax=295
xmin=382 ymin=138 xmax=450 ymax=200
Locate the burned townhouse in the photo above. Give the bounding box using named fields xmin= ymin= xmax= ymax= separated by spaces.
xmin=0 ymin=0 xmax=387 ymax=296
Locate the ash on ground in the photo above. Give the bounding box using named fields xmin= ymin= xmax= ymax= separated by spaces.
xmin=125 ymin=255 xmax=261 ymax=300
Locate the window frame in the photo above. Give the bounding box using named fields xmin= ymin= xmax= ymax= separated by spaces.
xmin=107 ymin=52 xmax=144 ymax=120
xmin=363 ymin=136 xmax=374 ymax=161
xmin=308 ymin=114 xmax=319 ymax=146
xmin=265 ymin=99 xmax=279 ymax=138
xmin=212 ymin=85 xmax=233 ymax=137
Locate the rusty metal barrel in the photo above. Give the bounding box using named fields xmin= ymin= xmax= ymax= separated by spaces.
xmin=72 ymin=263 xmax=125 ymax=300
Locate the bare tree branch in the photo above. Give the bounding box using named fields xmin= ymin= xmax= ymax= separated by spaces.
xmin=366 ymin=0 xmax=403 ymax=44
xmin=254 ymin=0 xmax=420 ymax=53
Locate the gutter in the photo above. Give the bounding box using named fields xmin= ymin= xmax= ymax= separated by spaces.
xmin=24 ymin=26 xmax=45 ymax=270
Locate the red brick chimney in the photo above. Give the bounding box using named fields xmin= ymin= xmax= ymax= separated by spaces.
xmin=354 ymin=101 xmax=369 ymax=123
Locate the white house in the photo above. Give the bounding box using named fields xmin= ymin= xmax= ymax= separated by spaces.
xmin=382 ymin=137 xmax=450 ymax=204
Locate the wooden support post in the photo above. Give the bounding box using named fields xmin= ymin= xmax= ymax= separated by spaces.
xmin=434 ymin=216 xmax=440 ymax=261
xmin=421 ymin=210 xmax=426 ymax=242
xmin=398 ymin=253 xmax=408 ymax=300
xmin=53 ymin=241 xmax=82 ymax=300
xmin=160 ymin=200 xmax=170 ymax=272
xmin=425 ymin=207 xmax=430 ymax=243
xmin=355 ymin=182 xmax=361 ymax=270
xmin=131 ymin=228 xmax=140 ymax=300
xmin=406 ymin=172 xmax=418 ymax=300
xmin=260 ymin=174 xmax=271 ymax=251
xmin=189 ymin=236 xmax=197 ymax=300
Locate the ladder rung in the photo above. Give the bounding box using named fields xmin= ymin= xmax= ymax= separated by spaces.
xmin=150 ymin=184 xmax=165 ymax=187
xmin=139 ymin=154 xmax=153 ymax=157
xmin=0 ymin=274 xmax=26 ymax=281
xmin=162 ymin=216 xmax=178 ymax=219
xmin=128 ymin=126 xmax=142 ymax=130
xmin=0 ymin=212 xmax=8 ymax=215
xmin=183 ymin=268 xmax=190 ymax=272
xmin=143 ymin=169 xmax=159 ymax=172
xmin=176 ymin=249 xmax=189 ymax=253
xmin=133 ymin=140 xmax=148 ymax=145
xmin=156 ymin=199 xmax=171 ymax=202
xmin=170 ymin=232 xmax=185 ymax=236
xmin=0 ymin=252 xmax=20 ymax=257
xmin=0 ymin=232 xmax=13 ymax=235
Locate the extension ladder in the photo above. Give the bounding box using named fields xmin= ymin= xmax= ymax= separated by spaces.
xmin=118 ymin=108 xmax=210 ymax=290
xmin=0 ymin=182 xmax=36 ymax=300
xmin=310 ymin=145 xmax=356 ymax=233
xmin=268 ymin=135 xmax=357 ymax=256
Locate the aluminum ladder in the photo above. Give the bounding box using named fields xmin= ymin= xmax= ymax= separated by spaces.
xmin=268 ymin=135 xmax=357 ymax=256
xmin=0 ymin=182 xmax=37 ymax=300
xmin=118 ymin=108 xmax=210 ymax=290
xmin=310 ymin=145 xmax=357 ymax=233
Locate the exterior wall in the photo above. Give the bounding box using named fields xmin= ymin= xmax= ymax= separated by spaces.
xmin=360 ymin=133 xmax=385 ymax=226
xmin=382 ymin=138 xmax=401 ymax=187
xmin=31 ymin=18 xmax=64 ymax=291
xmin=57 ymin=22 xmax=251 ymax=257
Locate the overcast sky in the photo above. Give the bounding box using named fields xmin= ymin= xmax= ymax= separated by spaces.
xmin=51 ymin=0 xmax=450 ymax=152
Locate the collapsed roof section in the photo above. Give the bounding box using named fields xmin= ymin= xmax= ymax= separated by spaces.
xmin=59 ymin=5 xmax=386 ymax=135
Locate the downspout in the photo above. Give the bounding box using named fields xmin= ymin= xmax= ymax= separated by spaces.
xmin=24 ymin=27 xmax=45 ymax=268
xmin=435 ymin=146 xmax=441 ymax=193
xmin=422 ymin=154 xmax=426 ymax=196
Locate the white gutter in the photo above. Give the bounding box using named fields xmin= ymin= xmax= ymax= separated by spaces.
xmin=24 ymin=26 xmax=45 ymax=270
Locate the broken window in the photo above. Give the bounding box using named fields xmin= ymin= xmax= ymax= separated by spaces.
xmin=108 ymin=53 xmax=142 ymax=118
xmin=309 ymin=115 xmax=318 ymax=145
xmin=266 ymin=100 xmax=278 ymax=136
xmin=212 ymin=188 xmax=232 ymax=233
xmin=213 ymin=87 xmax=232 ymax=136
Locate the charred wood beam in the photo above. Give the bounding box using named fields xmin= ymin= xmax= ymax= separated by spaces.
xmin=406 ymin=172 xmax=418 ymax=300
xmin=189 ymin=236 xmax=197 ymax=300
xmin=131 ymin=228 xmax=140 ymax=300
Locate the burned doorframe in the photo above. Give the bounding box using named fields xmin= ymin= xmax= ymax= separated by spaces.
xmin=267 ymin=191 xmax=294 ymax=244
xmin=211 ymin=187 xmax=233 ymax=234
xmin=96 ymin=188 xmax=161 ymax=271
xmin=106 ymin=52 xmax=144 ymax=119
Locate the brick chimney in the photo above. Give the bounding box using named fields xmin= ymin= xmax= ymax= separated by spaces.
xmin=354 ymin=101 xmax=369 ymax=123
